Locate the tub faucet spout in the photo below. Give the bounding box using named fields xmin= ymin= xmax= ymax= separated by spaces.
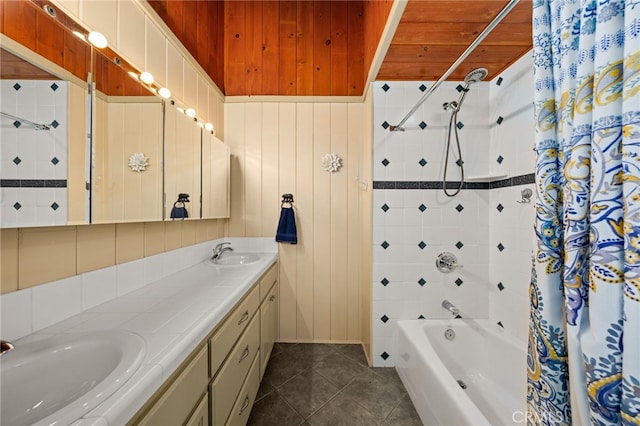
xmin=1 ymin=340 xmax=14 ymax=356
xmin=442 ymin=300 xmax=459 ymax=316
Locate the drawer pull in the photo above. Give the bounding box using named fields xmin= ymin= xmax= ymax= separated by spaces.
xmin=238 ymin=345 xmax=250 ymax=363
xmin=238 ymin=395 xmax=250 ymax=415
xmin=238 ymin=310 xmax=250 ymax=325
xmin=268 ymin=295 xmax=276 ymax=302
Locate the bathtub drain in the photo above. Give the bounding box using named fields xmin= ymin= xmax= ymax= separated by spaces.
xmin=457 ymin=379 xmax=467 ymax=390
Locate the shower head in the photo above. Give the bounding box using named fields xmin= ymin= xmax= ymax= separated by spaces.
xmin=464 ymin=68 xmax=488 ymax=85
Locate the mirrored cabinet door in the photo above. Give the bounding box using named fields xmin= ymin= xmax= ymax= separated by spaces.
xmin=0 ymin=40 xmax=89 ymax=228
xmin=164 ymin=102 xmax=202 ymax=221
xmin=202 ymin=132 xmax=230 ymax=219
xmin=91 ymin=51 xmax=163 ymax=223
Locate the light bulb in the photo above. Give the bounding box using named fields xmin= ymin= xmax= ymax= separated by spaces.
xmin=158 ymin=87 xmax=171 ymax=99
xmin=87 ymin=31 xmax=108 ymax=48
xmin=197 ymin=122 xmax=204 ymax=128
xmin=204 ymin=123 xmax=214 ymax=132
xmin=72 ymin=31 xmax=86 ymax=42
xmin=185 ymin=108 xmax=196 ymax=118
xmin=139 ymin=72 xmax=154 ymax=85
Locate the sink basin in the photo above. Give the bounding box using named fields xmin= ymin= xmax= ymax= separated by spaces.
xmin=1 ymin=330 xmax=146 ymax=426
xmin=208 ymin=253 xmax=261 ymax=266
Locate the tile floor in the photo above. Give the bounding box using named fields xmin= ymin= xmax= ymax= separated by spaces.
xmin=247 ymin=343 xmax=422 ymax=425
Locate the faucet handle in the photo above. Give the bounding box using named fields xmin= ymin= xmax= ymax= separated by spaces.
xmin=214 ymin=242 xmax=231 ymax=250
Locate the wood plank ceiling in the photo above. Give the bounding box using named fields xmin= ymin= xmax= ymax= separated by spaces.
xmin=377 ymin=0 xmax=533 ymax=82
xmin=149 ymin=0 xmax=532 ymax=96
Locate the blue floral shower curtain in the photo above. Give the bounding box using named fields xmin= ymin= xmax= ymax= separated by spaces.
xmin=528 ymin=0 xmax=640 ymax=425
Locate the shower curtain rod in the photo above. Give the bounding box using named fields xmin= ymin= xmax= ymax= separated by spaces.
xmin=389 ymin=0 xmax=521 ymax=132
xmin=0 ymin=111 xmax=51 ymax=131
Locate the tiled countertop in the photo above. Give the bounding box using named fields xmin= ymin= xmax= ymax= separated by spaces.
xmin=15 ymin=249 xmax=277 ymax=426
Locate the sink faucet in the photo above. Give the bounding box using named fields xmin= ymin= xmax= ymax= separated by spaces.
xmin=1 ymin=340 xmax=14 ymax=356
xmin=442 ymin=300 xmax=460 ymax=316
xmin=212 ymin=242 xmax=234 ymax=261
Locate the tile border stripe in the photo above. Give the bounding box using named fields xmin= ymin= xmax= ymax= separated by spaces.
xmin=372 ymin=173 xmax=534 ymax=190
xmin=1 ymin=179 xmax=68 ymax=188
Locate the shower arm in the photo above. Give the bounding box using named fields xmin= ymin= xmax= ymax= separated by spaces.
xmin=389 ymin=0 xmax=521 ymax=132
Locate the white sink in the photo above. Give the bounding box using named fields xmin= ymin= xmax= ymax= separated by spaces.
xmin=207 ymin=253 xmax=262 ymax=266
xmin=1 ymin=330 xmax=146 ymax=426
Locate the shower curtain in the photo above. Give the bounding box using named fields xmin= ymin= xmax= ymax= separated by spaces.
xmin=528 ymin=0 xmax=640 ymax=425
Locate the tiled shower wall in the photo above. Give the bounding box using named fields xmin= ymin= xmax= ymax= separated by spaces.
xmin=372 ymin=53 xmax=534 ymax=366
xmin=1 ymin=80 xmax=69 ymax=228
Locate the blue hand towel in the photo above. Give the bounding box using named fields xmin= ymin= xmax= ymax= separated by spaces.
xmin=276 ymin=206 xmax=297 ymax=244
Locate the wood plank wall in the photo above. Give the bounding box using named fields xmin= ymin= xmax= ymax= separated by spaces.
xmin=1 ymin=0 xmax=91 ymax=82
xmin=147 ymin=0 xmax=392 ymax=97
xmin=225 ymin=101 xmax=365 ymax=342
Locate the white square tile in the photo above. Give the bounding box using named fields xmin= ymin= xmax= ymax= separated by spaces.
xmin=116 ymin=259 xmax=145 ymax=296
xmin=82 ymin=267 xmax=117 ymax=310
xmin=0 ymin=288 xmax=32 ymax=340
xmin=32 ymin=275 xmax=82 ymax=331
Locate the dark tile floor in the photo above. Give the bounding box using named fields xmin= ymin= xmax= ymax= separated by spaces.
xmin=247 ymin=343 xmax=423 ymax=426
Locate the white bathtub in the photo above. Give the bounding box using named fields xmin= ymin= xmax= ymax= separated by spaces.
xmin=393 ymin=319 xmax=527 ymax=426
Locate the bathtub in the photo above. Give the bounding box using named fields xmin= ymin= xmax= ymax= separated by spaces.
xmin=393 ymin=319 xmax=527 ymax=426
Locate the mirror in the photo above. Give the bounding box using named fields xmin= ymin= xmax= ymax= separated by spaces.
xmin=90 ymin=49 xmax=163 ymax=223
xmin=202 ymin=131 xmax=230 ymax=219
xmin=163 ymin=102 xmax=202 ymax=221
xmin=0 ymin=39 xmax=89 ymax=228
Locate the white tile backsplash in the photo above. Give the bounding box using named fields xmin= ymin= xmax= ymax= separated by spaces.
xmin=0 ymin=237 xmax=277 ymax=341
xmin=32 ymin=275 xmax=82 ymax=331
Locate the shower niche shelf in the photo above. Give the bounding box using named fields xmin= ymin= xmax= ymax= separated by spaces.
xmin=466 ymin=173 xmax=508 ymax=183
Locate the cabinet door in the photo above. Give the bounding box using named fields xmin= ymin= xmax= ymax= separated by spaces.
xmin=226 ymin=352 xmax=260 ymax=426
xmin=260 ymin=283 xmax=278 ymax=378
xmin=137 ymin=346 xmax=208 ymax=425
xmin=185 ymin=392 xmax=209 ymax=426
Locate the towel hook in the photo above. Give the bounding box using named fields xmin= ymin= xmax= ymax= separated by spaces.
xmin=281 ymin=193 xmax=294 ymax=207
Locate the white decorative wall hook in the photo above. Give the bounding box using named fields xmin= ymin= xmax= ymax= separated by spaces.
xmin=128 ymin=153 xmax=149 ymax=172
xmin=321 ymin=153 xmax=342 ymax=173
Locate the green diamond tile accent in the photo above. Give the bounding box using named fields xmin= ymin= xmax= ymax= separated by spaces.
xmin=381 ymin=121 xmax=390 ymax=129
xmin=456 ymin=121 xmax=464 ymax=129
xmin=381 ymin=278 xmax=389 ymax=286
xmin=51 ymin=83 xmax=59 ymax=91
xmin=456 ymin=204 xmax=464 ymax=212
xmin=497 ymin=243 xmax=505 ymax=252
xmin=455 ymin=241 xmax=464 ymax=249
xmin=381 ymin=83 xmax=390 ymax=92
xmin=13 ymin=157 xmax=21 ymax=165
xmin=381 ymin=352 xmax=389 ymax=360
xmin=380 ymin=315 xmax=389 ymax=323
xmin=13 ymin=121 xmax=21 ymax=128
xmin=418 ymin=158 xmax=427 ymax=167
xmin=418 ymin=241 xmax=426 ymax=250
xmin=497 ymin=282 xmax=505 ymax=291
xmin=381 ymin=158 xmax=390 ymax=167
xmin=13 ymin=202 xmax=22 ymax=210
xmin=13 ymin=83 xmax=21 ymax=91
xmin=497 ymin=203 xmax=504 ymax=212
xmin=418 ymin=315 xmax=425 ymax=319
xmin=497 ymin=155 xmax=504 ymax=164
xmin=419 ymin=121 xmax=427 ymax=130
xmin=455 ymin=278 xmax=463 ymax=286
xmin=381 ymin=203 xmax=389 ymax=212
xmin=381 ymin=241 xmax=389 ymax=249
xmin=496 ymin=77 xmax=504 ymax=86
xmin=51 ymin=157 xmax=59 ymax=165
xmin=418 ymin=204 xmax=427 ymax=212
xmin=51 ymin=202 xmax=59 ymax=211
xmin=51 ymin=120 xmax=59 ymax=128
xmin=418 ymin=278 xmax=426 ymax=286
xmin=496 ymin=116 xmax=504 ymax=125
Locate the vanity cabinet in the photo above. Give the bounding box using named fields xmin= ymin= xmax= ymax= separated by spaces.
xmin=129 ymin=261 xmax=278 ymax=426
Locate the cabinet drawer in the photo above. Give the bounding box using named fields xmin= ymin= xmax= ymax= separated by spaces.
xmin=260 ymin=283 xmax=278 ymax=378
xmin=259 ymin=263 xmax=278 ymax=303
xmin=226 ymin=352 xmax=260 ymax=426
xmin=211 ymin=312 xmax=260 ymax=426
xmin=210 ymin=285 xmax=259 ymax=376
xmin=137 ymin=345 xmax=208 ymax=426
